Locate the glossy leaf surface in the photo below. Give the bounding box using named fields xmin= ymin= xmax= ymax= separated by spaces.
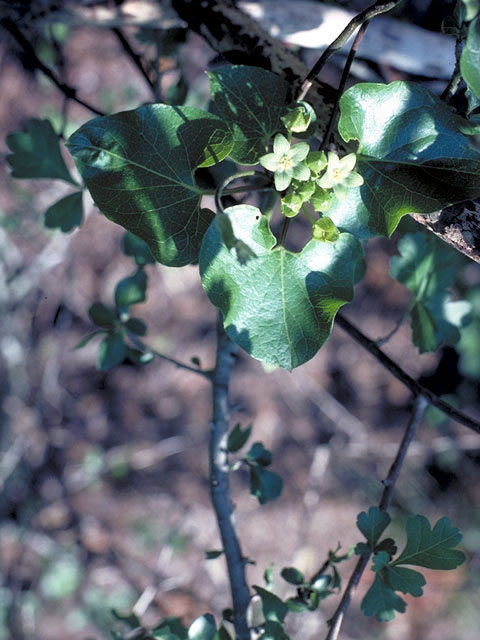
xmin=209 ymin=66 xmax=290 ymax=164
xmin=200 ymin=205 xmax=362 ymax=370
xmin=461 ymin=17 xmax=480 ymax=100
xmin=329 ymin=82 xmax=480 ymax=237
xmin=44 ymin=191 xmax=83 ymax=232
xmin=67 ymin=105 xmax=233 ymax=266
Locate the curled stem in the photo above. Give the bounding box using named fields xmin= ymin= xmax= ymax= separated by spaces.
xmin=297 ymin=0 xmax=402 ymax=102
xmin=215 ymin=171 xmax=271 ymax=214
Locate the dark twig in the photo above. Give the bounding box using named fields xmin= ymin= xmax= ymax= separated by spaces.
xmin=127 ymin=333 xmax=212 ymax=379
xmin=112 ymin=27 xmax=155 ymax=93
xmin=320 ymin=20 xmax=370 ymax=149
xmin=325 ymin=396 xmax=428 ymax=640
xmin=297 ymin=0 xmax=402 ymax=102
xmin=209 ymin=314 xmax=251 ymax=639
xmin=441 ymin=36 xmax=465 ymax=102
xmin=1 ymin=18 xmax=105 ymax=117
xmin=335 ymin=312 xmax=480 ymax=434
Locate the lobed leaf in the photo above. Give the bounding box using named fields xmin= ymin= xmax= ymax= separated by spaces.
xmin=361 ymin=574 xmax=406 ymax=622
xmin=393 ymin=515 xmax=465 ymax=570
xmin=44 ymin=191 xmax=83 ymax=232
xmin=208 ymin=66 xmax=290 ymax=165
xmin=6 ymin=118 xmax=77 ymax=184
xmin=67 ymin=105 xmax=233 ymax=266
xmin=329 ymin=82 xmax=480 ymax=237
xmin=356 ymin=507 xmax=391 ymax=550
xmin=199 ymin=205 xmax=362 ymax=370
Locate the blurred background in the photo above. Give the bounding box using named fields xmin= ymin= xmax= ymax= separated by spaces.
xmin=1 ymin=1 xmax=480 ymax=638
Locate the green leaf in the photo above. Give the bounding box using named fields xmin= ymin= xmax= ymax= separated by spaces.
xmin=361 ymin=574 xmax=406 ymax=621
xmin=6 ymin=118 xmax=77 ymax=184
xmin=280 ymin=567 xmax=304 ymax=585
xmin=98 ymin=333 xmax=126 ymax=371
xmin=393 ymin=515 xmax=465 ymax=570
xmin=461 ymin=0 xmax=480 ymax=23
xmin=253 ymin=586 xmax=288 ymax=624
xmin=124 ymin=317 xmax=147 ymax=336
xmin=88 ymin=302 xmax=117 ymax=329
xmin=205 ymin=550 xmax=223 ymax=560
xmin=384 ymin=565 xmax=426 ymax=597
xmin=188 ymin=614 xmax=217 ymax=640
xmin=199 ymin=205 xmax=362 ymax=370
xmin=216 ymin=626 xmax=233 ymax=640
xmin=264 ymin=563 xmax=275 ymax=589
xmin=329 ymin=82 xmax=480 ymax=238
xmin=461 ymin=17 xmax=480 ymax=100
xmin=153 ymin=617 xmax=187 ymax=640
xmin=67 ymin=105 xmax=233 ymax=266
xmin=249 ymin=466 xmax=283 ymax=504
xmin=227 ymin=423 xmax=252 ymax=452
xmin=246 ymin=442 xmax=273 ymax=466
xmin=115 ymin=269 xmax=147 ymax=309
xmin=356 ymin=507 xmax=391 ymax=550
xmin=208 ymin=66 xmax=290 ymax=165
xmin=258 ymin=621 xmax=289 ymax=640
xmin=371 ymin=550 xmax=390 ymax=572
xmin=44 ymin=191 xmax=83 ymax=232
xmin=121 ymin=232 xmax=155 ymax=265
xmin=285 ymin=598 xmax=309 ymax=613
xmin=390 ymin=232 xmax=471 ymax=352
xmin=125 ymin=348 xmax=154 ymax=366
xmin=112 ymin=610 xmax=141 ymax=630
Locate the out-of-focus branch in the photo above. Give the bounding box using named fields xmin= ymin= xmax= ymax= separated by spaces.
xmin=1 ymin=17 xmax=105 ymax=117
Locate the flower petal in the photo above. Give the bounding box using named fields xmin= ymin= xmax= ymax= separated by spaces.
xmin=289 ymin=142 xmax=310 ymax=163
xmin=344 ymin=171 xmax=364 ymax=187
xmin=338 ymin=153 xmax=357 ymax=173
xmin=326 ymin=152 xmax=340 ymax=171
xmin=317 ymin=173 xmax=334 ymax=189
xmin=291 ymin=163 xmax=310 ymax=182
xmin=274 ymin=170 xmax=292 ymax=191
xmin=260 ymin=153 xmax=281 ymax=172
xmin=273 ymin=133 xmax=291 ymax=156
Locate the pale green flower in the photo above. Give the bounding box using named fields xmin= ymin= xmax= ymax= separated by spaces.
xmin=317 ymin=152 xmax=363 ymax=201
xmin=260 ymin=134 xmax=310 ymax=191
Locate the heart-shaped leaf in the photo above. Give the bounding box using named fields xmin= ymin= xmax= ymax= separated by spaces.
xmin=208 ymin=66 xmax=290 ymax=165
xmin=329 ymin=81 xmax=480 ymax=237
xmin=67 ymin=105 xmax=233 ymax=266
xmin=199 ymin=205 xmax=362 ymax=370
xmin=356 ymin=507 xmax=391 ymax=551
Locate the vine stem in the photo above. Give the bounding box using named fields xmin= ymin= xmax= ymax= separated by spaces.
xmin=441 ymin=36 xmax=465 ymax=102
xmin=335 ymin=312 xmax=480 ymax=435
xmin=210 ymin=314 xmax=251 ymax=639
xmin=111 ymin=27 xmax=155 ymax=92
xmin=324 ymin=396 xmax=428 ymax=640
xmin=1 ymin=18 xmax=105 ymax=117
xmin=297 ymin=0 xmax=402 ymax=102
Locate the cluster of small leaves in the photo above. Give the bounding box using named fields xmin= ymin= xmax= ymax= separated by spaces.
xmin=77 ymin=232 xmax=155 ymax=370
xmin=6 ymin=119 xmax=84 ymax=232
xmin=390 ymin=232 xmax=471 ymax=352
xmin=355 ymin=507 xmax=465 ymax=621
xmin=112 ymin=610 xmax=233 ymax=640
xmin=227 ymin=423 xmax=283 ymax=504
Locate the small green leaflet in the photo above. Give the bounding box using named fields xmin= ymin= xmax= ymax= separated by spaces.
xmin=115 ymin=268 xmax=148 ymax=309
xmin=187 ymin=614 xmax=217 ymax=640
xmin=208 ymin=66 xmax=290 ymax=165
xmin=44 ymin=191 xmax=83 ymax=232
xmin=67 ymin=105 xmax=233 ymax=266
xmin=253 ymin=586 xmax=288 ymax=624
xmin=393 ymin=515 xmax=465 ymax=570
xmin=227 ymin=423 xmax=252 ymax=452
xmin=6 ymin=118 xmax=77 ymax=184
xmin=355 ymin=507 xmax=391 ymax=552
xmin=328 ymin=82 xmax=480 ymax=238
xmin=390 ymin=232 xmax=471 ymax=353
xmin=360 ymin=515 xmax=465 ymax=621
xmin=249 ymin=466 xmax=283 ymax=504
xmin=461 ymin=17 xmax=480 ymax=101
xmin=199 ymin=205 xmax=362 ymax=370
xmin=98 ymin=333 xmax=126 ymax=371
xmin=122 ymin=231 xmax=155 ymax=266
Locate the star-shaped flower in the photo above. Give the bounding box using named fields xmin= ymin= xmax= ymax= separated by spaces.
xmin=317 ymin=152 xmax=364 ymax=201
xmin=260 ymin=134 xmax=310 ymax=191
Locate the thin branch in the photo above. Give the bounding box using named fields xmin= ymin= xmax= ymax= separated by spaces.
xmin=127 ymin=333 xmax=212 ymax=379
xmin=1 ymin=18 xmax=105 ymax=117
xmin=297 ymin=0 xmax=402 ymax=102
xmin=210 ymin=314 xmax=251 ymax=639
xmin=111 ymin=27 xmax=155 ymax=92
xmin=215 ymin=170 xmax=270 ymax=214
xmin=320 ymin=20 xmax=370 ymax=150
xmin=325 ymin=396 xmax=428 ymax=640
xmin=335 ymin=312 xmax=480 ymax=434
xmin=441 ymin=36 xmax=465 ymax=102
